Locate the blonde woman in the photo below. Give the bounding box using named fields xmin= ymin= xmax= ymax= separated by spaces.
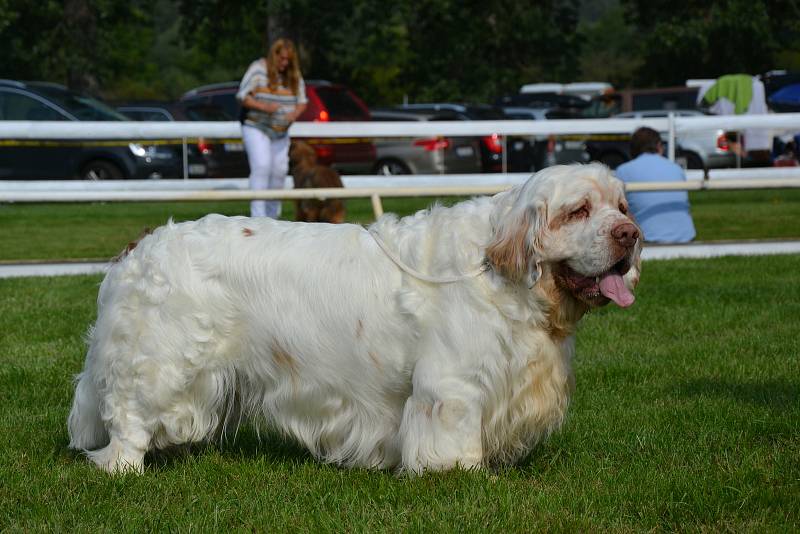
xmin=237 ymin=38 xmax=308 ymax=218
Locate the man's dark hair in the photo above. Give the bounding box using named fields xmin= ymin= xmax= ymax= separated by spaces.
xmin=630 ymin=127 xmax=663 ymax=158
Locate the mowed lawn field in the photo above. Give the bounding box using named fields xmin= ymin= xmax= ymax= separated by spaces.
xmin=0 ymin=188 xmax=799 ymax=530
xmin=1 ymin=188 xmax=799 ymax=262
xmin=0 ymin=255 xmax=798 ymax=530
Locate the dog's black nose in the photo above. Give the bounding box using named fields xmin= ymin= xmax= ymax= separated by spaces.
xmin=611 ymin=222 xmax=639 ymax=248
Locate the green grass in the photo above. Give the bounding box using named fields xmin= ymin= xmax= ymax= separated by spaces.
xmin=1 ymin=188 xmax=799 ymax=262
xmin=1 ymin=255 xmax=798 ymax=531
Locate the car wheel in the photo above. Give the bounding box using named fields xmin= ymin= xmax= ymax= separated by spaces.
xmin=374 ymin=159 xmax=411 ymax=176
xmin=81 ymin=160 xmax=125 ymax=180
xmin=599 ymin=152 xmax=626 ymax=170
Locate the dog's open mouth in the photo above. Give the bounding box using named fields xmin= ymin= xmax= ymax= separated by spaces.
xmin=556 ymin=257 xmax=635 ymax=308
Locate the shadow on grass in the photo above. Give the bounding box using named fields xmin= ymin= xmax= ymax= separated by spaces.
xmin=146 ymin=425 xmax=315 ymax=471
xmin=672 ymin=378 xmax=799 ymax=410
xmin=57 ymin=424 xmax=316 ymax=472
xmin=58 ymin=421 xmax=564 ymax=476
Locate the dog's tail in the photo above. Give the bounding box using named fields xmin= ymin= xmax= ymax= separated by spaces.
xmin=67 ymin=371 xmax=109 ymax=451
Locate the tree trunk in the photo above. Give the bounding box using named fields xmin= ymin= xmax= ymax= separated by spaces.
xmin=64 ymin=0 xmax=99 ymax=94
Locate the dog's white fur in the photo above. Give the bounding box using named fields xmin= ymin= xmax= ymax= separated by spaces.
xmin=68 ymin=163 xmax=641 ymax=474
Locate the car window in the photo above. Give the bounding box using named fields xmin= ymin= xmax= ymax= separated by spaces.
xmin=503 ymin=112 xmax=533 ymax=120
xmin=545 ymin=109 xmax=580 ymax=119
xmin=371 ymin=115 xmax=417 ymax=122
xmin=210 ymin=94 xmax=239 ymax=119
xmin=185 ymin=105 xmax=232 ymax=121
xmin=313 ymin=87 xmax=367 ymax=119
xmin=0 ymin=90 xmax=69 ymax=120
xmin=31 ymin=86 xmax=127 ymax=121
xmin=466 ymin=108 xmax=506 ymax=120
xmin=429 ymin=111 xmax=461 ymax=121
xmin=118 ymin=108 xmax=173 ymax=121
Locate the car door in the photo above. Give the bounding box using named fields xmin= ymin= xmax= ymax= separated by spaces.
xmin=0 ymin=89 xmax=73 ymax=179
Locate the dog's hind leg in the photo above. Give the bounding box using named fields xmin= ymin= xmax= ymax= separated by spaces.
xmin=68 ymin=371 xmax=109 ymax=451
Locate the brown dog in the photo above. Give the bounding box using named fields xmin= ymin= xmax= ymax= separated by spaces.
xmin=289 ymin=141 xmax=346 ymax=223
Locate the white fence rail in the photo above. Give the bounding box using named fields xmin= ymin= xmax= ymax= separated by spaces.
xmin=1 ymin=113 xmax=799 ymax=139
xmin=2 ymin=114 xmax=799 ymax=217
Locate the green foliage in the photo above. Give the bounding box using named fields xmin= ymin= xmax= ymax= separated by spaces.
xmin=1 ymin=0 xmax=799 ymax=102
xmin=621 ymin=0 xmax=800 ymax=86
xmin=578 ymin=4 xmax=642 ymax=88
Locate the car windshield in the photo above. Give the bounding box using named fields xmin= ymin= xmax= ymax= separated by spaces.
xmin=32 ymin=85 xmax=128 ymax=121
xmin=185 ymin=105 xmax=232 ymax=121
xmin=466 ymin=107 xmax=507 ymax=120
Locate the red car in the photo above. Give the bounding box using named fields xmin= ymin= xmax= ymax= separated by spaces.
xmin=179 ymin=80 xmax=375 ymax=175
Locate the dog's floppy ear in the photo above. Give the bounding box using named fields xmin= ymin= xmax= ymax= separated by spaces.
xmin=486 ymin=198 xmax=547 ymax=287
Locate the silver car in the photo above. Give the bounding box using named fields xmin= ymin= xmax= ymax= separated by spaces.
xmin=614 ymin=109 xmax=736 ymax=169
xmin=370 ymin=109 xmax=482 ymax=175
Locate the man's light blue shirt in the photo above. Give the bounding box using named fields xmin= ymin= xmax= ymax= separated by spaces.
xmin=615 ymin=153 xmax=696 ymax=243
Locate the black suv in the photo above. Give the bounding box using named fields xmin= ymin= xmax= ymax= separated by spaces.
xmin=115 ymin=101 xmax=249 ymax=178
xmin=0 ymin=80 xmax=182 ymax=180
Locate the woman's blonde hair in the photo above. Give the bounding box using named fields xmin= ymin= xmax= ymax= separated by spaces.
xmin=266 ymin=38 xmax=301 ymax=95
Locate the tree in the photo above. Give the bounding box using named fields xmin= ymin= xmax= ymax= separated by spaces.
xmin=622 ymin=0 xmax=800 ymax=86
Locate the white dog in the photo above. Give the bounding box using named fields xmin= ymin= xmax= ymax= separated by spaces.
xmin=68 ymin=163 xmax=641 ymax=474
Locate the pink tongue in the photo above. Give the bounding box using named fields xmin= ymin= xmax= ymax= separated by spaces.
xmin=599 ymin=273 xmax=635 ymax=307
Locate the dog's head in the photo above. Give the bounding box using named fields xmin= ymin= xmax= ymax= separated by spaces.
xmin=289 ymin=140 xmax=318 ymax=166
xmin=486 ymin=163 xmax=641 ymax=309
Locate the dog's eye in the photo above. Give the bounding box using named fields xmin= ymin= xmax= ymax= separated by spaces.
xmin=619 ymin=203 xmax=628 ymax=214
xmin=569 ymin=204 xmax=590 ymax=220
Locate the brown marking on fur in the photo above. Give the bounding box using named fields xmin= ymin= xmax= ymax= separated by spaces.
xmin=549 ymin=200 xmax=591 ymax=232
xmin=355 ymin=319 xmax=364 ymax=339
xmin=242 ymin=227 xmax=254 ymax=237
xmin=272 ymin=343 xmax=298 ymax=377
xmin=486 ymin=210 xmax=533 ymax=282
xmin=367 ymin=351 xmax=382 ymax=371
xmin=112 ymin=227 xmax=153 ymax=262
xmin=538 ymin=268 xmax=589 ymax=341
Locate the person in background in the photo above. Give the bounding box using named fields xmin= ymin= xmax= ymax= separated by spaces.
xmin=237 ymin=38 xmax=308 ymax=218
xmin=615 ymin=127 xmax=696 ymax=243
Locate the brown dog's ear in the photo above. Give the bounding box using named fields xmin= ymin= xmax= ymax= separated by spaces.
xmin=486 ymin=202 xmax=547 ymax=286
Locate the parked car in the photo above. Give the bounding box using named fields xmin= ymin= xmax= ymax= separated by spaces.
xmin=598 ymin=110 xmax=736 ymax=169
xmin=0 ymin=80 xmax=182 ymax=180
xmin=394 ymin=103 xmax=534 ymax=172
xmin=578 ymin=86 xmax=701 ymax=118
xmin=179 ymin=80 xmax=376 ymax=175
xmin=369 ymin=109 xmax=482 ymax=175
xmin=116 ymin=101 xmax=249 ymax=178
xmin=500 ymin=106 xmax=590 ymax=170
xmin=495 ymin=92 xmax=589 ymax=113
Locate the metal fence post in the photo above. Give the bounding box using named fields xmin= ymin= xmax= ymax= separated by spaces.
xmin=667 ymin=112 xmax=676 ymax=162
xmin=502 ymin=135 xmax=507 ymax=173
xmin=182 ymin=137 xmax=188 ymax=179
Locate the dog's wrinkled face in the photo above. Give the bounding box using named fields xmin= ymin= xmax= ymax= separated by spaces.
xmin=487 ymin=164 xmax=642 ymax=308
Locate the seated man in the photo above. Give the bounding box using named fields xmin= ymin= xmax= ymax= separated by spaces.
xmin=615 ymin=127 xmax=696 ymax=243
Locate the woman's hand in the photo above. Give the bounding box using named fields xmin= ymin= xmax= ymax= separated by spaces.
xmin=260 ymin=101 xmax=281 ymax=113
xmin=287 ymin=103 xmax=307 ymax=124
